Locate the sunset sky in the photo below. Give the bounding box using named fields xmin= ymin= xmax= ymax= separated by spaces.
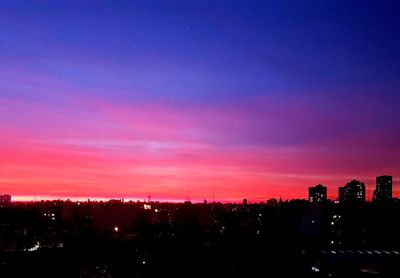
xmin=1 ymin=1 xmax=399 ymax=202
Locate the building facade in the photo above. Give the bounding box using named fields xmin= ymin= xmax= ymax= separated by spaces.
xmin=308 ymin=184 xmax=327 ymax=203
xmin=373 ymin=175 xmax=392 ymax=203
xmin=338 ymin=180 xmax=365 ymax=203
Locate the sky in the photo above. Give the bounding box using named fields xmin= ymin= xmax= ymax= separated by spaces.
xmin=1 ymin=1 xmax=399 ymax=202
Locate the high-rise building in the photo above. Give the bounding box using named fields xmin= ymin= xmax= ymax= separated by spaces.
xmin=308 ymin=184 xmax=327 ymax=203
xmin=338 ymin=187 xmax=346 ymax=203
xmin=338 ymin=180 xmax=365 ymax=203
xmin=373 ymin=175 xmax=392 ymax=202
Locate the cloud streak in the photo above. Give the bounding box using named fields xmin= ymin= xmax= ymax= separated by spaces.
xmin=1 ymin=89 xmax=399 ymax=201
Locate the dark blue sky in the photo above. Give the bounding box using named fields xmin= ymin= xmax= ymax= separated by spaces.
xmin=2 ymin=1 xmax=399 ymax=102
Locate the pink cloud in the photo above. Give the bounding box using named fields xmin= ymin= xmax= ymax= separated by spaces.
xmin=1 ymin=91 xmax=399 ymax=201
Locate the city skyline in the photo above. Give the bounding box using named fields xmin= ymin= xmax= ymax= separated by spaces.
xmin=1 ymin=1 xmax=400 ymax=201
xmin=4 ymin=174 xmax=396 ymax=203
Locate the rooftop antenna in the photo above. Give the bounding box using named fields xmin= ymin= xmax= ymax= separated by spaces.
xmin=211 ymin=184 xmax=215 ymax=214
xmin=271 ymin=184 xmax=275 ymax=199
xmin=212 ymin=184 xmax=215 ymax=203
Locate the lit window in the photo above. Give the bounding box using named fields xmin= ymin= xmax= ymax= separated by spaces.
xmin=144 ymin=204 xmax=151 ymax=210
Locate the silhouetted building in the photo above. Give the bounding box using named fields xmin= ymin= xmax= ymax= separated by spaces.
xmin=338 ymin=180 xmax=365 ymax=203
xmin=266 ymin=198 xmax=278 ymax=206
xmin=338 ymin=187 xmax=346 ymax=203
xmin=373 ymin=175 xmax=392 ymax=203
xmin=0 ymin=194 xmax=11 ymax=205
xmin=0 ymin=193 xmax=400 ymax=277
xmin=308 ymin=184 xmax=327 ymax=203
xmin=243 ymin=198 xmax=248 ymax=207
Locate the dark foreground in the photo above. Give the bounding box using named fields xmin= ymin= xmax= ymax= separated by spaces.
xmin=1 ymin=200 xmax=400 ymax=277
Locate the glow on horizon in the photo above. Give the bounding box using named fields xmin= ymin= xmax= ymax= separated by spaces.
xmin=11 ymin=195 xmax=250 ymax=204
xmin=1 ymin=96 xmax=399 ymax=201
xmin=11 ymin=195 xmax=191 ymax=203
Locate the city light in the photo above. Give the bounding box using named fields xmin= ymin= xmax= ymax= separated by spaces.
xmin=144 ymin=204 xmax=151 ymax=210
xmin=311 ymin=266 xmax=320 ymax=272
xmin=25 ymin=242 xmax=40 ymax=252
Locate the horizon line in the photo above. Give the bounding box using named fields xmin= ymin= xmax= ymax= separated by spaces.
xmin=4 ymin=194 xmax=369 ymax=203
